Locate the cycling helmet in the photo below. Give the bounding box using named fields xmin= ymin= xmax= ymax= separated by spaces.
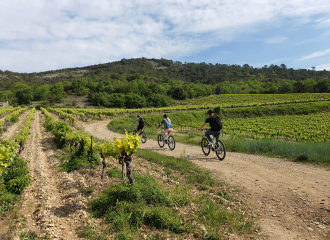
xmin=207 ymin=109 xmax=214 ymax=114
xmin=137 ymin=115 xmax=140 ymax=118
xmin=163 ymin=114 xmax=168 ymax=118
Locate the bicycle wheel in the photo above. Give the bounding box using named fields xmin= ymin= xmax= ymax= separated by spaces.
xmin=157 ymin=134 xmax=165 ymax=148
xmin=141 ymin=131 xmax=147 ymax=143
xmin=215 ymin=140 xmax=226 ymax=161
xmin=168 ymin=135 xmax=176 ymax=150
xmin=201 ymin=137 xmax=211 ymax=156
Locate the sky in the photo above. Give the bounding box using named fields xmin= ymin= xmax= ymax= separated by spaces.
xmin=1 ymin=0 xmax=330 ymax=73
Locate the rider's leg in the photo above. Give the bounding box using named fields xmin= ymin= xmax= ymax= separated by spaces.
xmin=205 ymin=130 xmax=213 ymax=145
xmin=163 ymin=128 xmax=170 ymax=139
xmin=214 ymin=131 xmax=220 ymax=149
xmin=163 ymin=128 xmax=173 ymax=138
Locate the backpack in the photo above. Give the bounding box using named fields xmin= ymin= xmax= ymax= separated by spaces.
xmin=214 ymin=116 xmax=223 ymax=130
xmin=139 ymin=118 xmax=145 ymax=126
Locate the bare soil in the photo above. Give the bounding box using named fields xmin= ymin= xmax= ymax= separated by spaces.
xmin=80 ymin=119 xmax=330 ymax=240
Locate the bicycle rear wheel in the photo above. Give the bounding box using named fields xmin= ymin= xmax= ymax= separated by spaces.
xmin=141 ymin=131 xmax=147 ymax=143
xmin=157 ymin=134 xmax=164 ymax=148
xmin=201 ymin=137 xmax=211 ymax=156
xmin=215 ymin=140 xmax=226 ymax=161
xmin=168 ymin=135 xmax=175 ymax=150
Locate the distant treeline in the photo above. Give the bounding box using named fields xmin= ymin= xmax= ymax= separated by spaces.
xmin=1 ymin=57 xmax=330 ymax=86
xmin=1 ymin=69 xmax=329 ymax=108
xmin=1 ymin=58 xmax=330 ymax=108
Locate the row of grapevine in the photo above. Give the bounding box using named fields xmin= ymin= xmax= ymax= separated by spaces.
xmin=180 ymin=93 xmax=330 ymax=108
xmin=53 ymin=94 xmax=330 ymax=120
xmin=182 ymin=112 xmax=330 ymax=142
xmin=0 ymin=107 xmax=21 ymax=127
xmin=41 ymin=108 xmax=141 ymax=158
xmin=0 ymin=140 xmax=17 ymax=173
xmin=0 ymin=106 xmax=16 ymax=117
xmin=3 ymin=107 xmax=27 ymax=125
xmin=0 ymin=108 xmax=35 ymax=173
xmin=15 ymin=108 xmax=36 ymax=143
xmin=47 ymin=107 xmax=76 ymax=125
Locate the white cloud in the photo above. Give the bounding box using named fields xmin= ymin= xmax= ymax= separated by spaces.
xmin=299 ymin=49 xmax=330 ymax=61
xmin=315 ymin=63 xmax=330 ymax=70
xmin=1 ymin=0 xmax=330 ymax=72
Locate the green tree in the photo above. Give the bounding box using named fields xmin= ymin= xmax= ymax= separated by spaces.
xmin=15 ymin=87 xmax=33 ymax=105
xmin=50 ymin=82 xmax=67 ymax=103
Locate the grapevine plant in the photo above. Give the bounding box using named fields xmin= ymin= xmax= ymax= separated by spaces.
xmin=41 ymin=107 xmax=141 ymax=185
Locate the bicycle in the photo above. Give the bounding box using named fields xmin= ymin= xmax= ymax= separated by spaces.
xmin=201 ymin=131 xmax=226 ymax=160
xmin=157 ymin=130 xmax=175 ymax=150
xmin=133 ymin=129 xmax=147 ymax=143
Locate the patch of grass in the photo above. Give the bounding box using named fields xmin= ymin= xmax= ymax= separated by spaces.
xmin=136 ymin=149 xmax=217 ymax=187
xmin=59 ymin=147 xmax=101 ymax=172
xmin=87 ymin=151 xmax=256 ymax=238
xmin=115 ymin=233 xmax=133 ymax=240
xmin=81 ymin=186 xmax=94 ymax=196
xmin=88 ymin=174 xmax=192 ymax=235
xmin=216 ymin=190 xmax=232 ymax=200
xmin=19 ymin=232 xmax=38 ymax=239
xmin=198 ymin=199 xmax=253 ymax=235
xmin=228 ymin=137 xmax=330 ymax=166
xmin=78 ymin=225 xmax=107 ymax=240
xmin=108 ymin=166 xmax=122 ymax=178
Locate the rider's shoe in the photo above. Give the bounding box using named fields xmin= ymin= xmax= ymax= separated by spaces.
xmin=164 ymin=140 xmax=168 ymax=144
xmin=215 ymin=143 xmax=220 ymax=150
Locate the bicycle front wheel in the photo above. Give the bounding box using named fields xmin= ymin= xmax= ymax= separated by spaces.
xmin=201 ymin=137 xmax=210 ymax=156
xmin=158 ymin=134 xmax=164 ymax=148
xmin=141 ymin=131 xmax=147 ymax=143
xmin=168 ymin=135 xmax=175 ymax=150
xmin=215 ymin=140 xmax=226 ymax=161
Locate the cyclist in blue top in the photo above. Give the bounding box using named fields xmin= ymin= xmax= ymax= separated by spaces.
xmin=157 ymin=114 xmax=173 ymax=141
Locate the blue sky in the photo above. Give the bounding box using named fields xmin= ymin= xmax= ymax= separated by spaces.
xmin=1 ymin=0 xmax=330 ymax=73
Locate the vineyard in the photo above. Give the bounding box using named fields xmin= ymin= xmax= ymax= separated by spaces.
xmin=0 ymin=93 xmax=329 ymax=239
xmin=179 ymin=112 xmax=330 ymax=142
xmin=53 ymin=93 xmax=330 ymax=119
xmin=179 ymin=93 xmax=330 ymax=107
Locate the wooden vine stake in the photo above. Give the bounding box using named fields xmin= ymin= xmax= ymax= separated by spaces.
xmin=90 ymin=136 xmax=93 ymax=167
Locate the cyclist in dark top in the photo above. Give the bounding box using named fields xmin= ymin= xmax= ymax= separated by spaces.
xmin=199 ymin=109 xmax=222 ymax=149
xmin=132 ymin=115 xmax=145 ymax=135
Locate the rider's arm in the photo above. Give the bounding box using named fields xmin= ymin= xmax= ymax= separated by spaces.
xmin=157 ymin=119 xmax=164 ymax=129
xmin=199 ymin=122 xmax=207 ymax=131
xmin=132 ymin=120 xmax=137 ymax=126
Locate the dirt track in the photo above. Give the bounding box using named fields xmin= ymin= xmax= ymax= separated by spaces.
xmin=81 ymin=120 xmax=330 ymax=240
xmin=14 ymin=111 xmax=88 ymax=239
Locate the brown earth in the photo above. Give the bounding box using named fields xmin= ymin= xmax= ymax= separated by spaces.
xmin=80 ymin=119 xmax=330 ymax=240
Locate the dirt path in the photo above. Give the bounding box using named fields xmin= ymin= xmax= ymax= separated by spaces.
xmin=16 ymin=111 xmax=88 ymax=239
xmin=80 ymin=120 xmax=330 ymax=240
xmin=1 ymin=111 xmax=28 ymax=141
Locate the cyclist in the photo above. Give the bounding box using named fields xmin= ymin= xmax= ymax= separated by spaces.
xmin=132 ymin=115 xmax=145 ymax=135
xmin=157 ymin=114 xmax=173 ymax=142
xmin=199 ymin=109 xmax=222 ymax=149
